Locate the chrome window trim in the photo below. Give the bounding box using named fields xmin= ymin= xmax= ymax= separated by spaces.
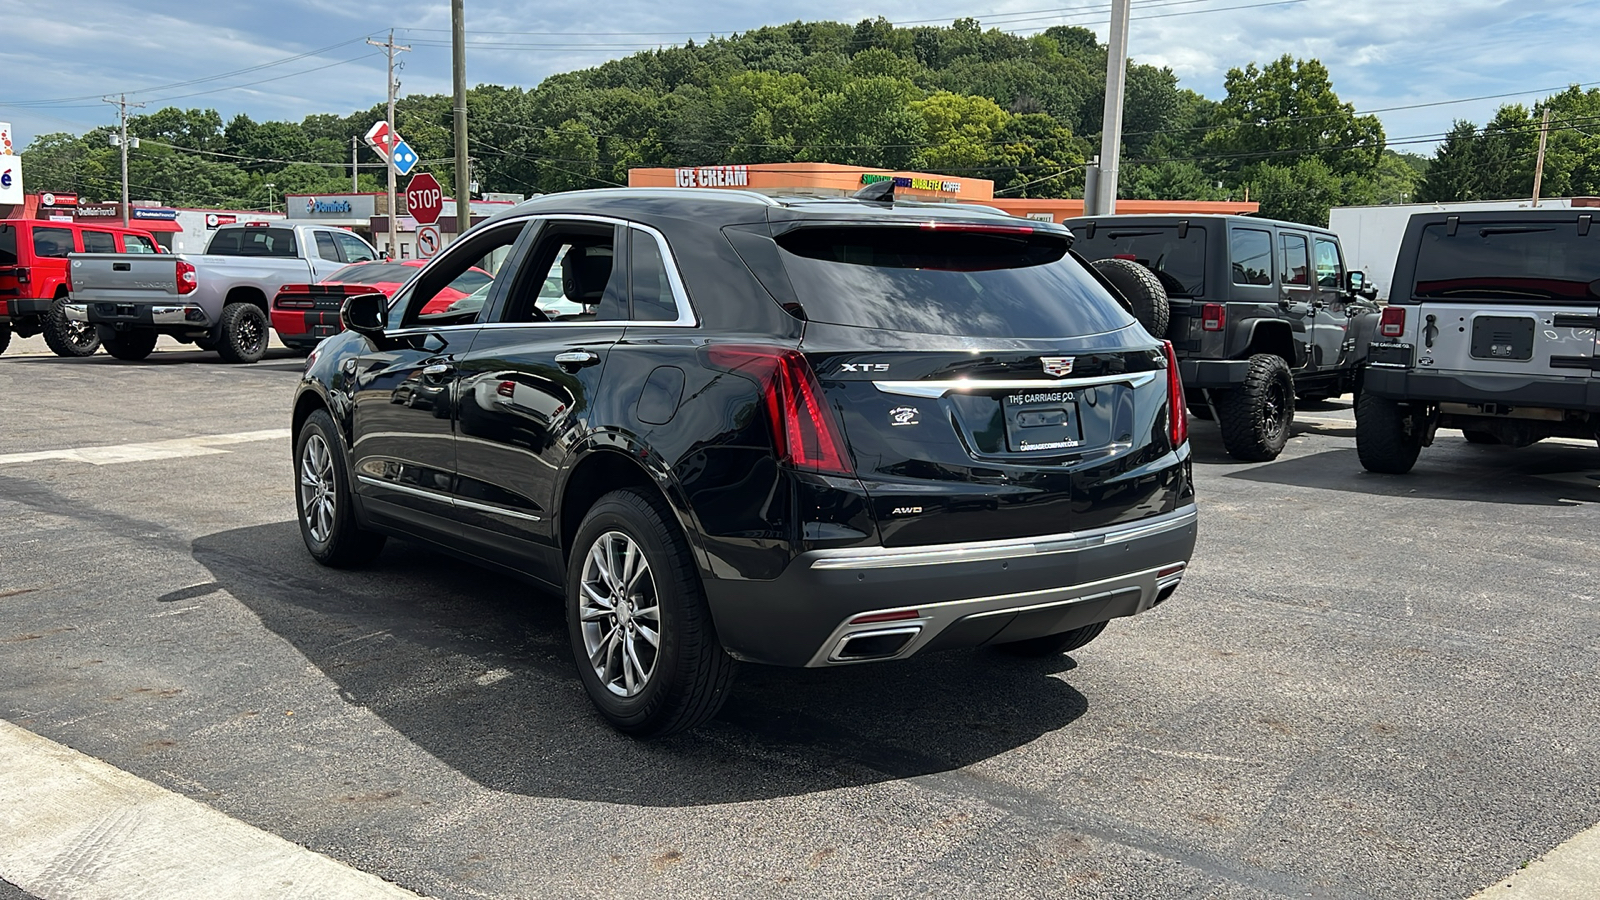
xmin=808 ymin=504 xmax=1196 ymax=570
xmin=356 ymin=474 xmax=544 ymax=522
xmin=873 ymin=371 xmax=1160 ymax=399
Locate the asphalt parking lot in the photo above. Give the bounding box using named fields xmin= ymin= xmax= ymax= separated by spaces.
xmin=1 ymin=332 xmax=1597 ymax=900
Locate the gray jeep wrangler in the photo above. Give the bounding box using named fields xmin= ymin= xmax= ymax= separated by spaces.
xmin=1066 ymin=214 xmax=1381 ymax=461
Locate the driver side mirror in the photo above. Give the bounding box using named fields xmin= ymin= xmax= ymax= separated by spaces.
xmin=1346 ymin=270 xmax=1379 ymax=299
xmin=341 ymin=291 xmax=388 ymax=338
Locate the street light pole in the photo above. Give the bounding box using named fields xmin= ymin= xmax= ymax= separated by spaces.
xmin=104 ymin=93 xmax=144 ymax=227
xmin=1094 ymin=0 xmax=1132 ymax=216
xmin=452 ymin=0 xmax=472 ymax=237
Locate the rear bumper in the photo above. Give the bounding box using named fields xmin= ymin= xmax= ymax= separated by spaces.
xmin=0 ymin=297 xmax=52 ymax=320
xmin=1179 ymin=358 xmax=1250 ymax=388
xmin=1363 ymin=367 xmax=1600 ymax=413
xmin=704 ymin=504 xmax=1198 ymax=667
xmin=270 ymin=308 xmax=342 ymax=346
xmin=71 ymin=302 xmax=211 ymax=330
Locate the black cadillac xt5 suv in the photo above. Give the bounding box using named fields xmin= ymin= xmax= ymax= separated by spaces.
xmin=291 ymin=188 xmax=1198 ymax=736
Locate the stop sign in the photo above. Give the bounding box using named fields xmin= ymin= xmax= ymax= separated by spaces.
xmin=405 ymin=173 xmax=443 ymax=225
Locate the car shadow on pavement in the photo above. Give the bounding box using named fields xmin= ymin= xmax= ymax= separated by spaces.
xmin=191 ymin=522 xmax=1090 ymax=806
xmin=1225 ymin=445 xmax=1600 ymax=505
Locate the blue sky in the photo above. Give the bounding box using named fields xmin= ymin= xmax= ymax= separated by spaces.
xmin=2 ymin=0 xmax=1596 ymax=157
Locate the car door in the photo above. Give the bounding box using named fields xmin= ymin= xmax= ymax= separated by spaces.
xmin=307 ymin=230 xmax=348 ymax=281
xmin=449 ymin=217 xmax=632 ymax=577
xmin=1278 ymin=229 xmax=1323 ymax=371
xmin=333 ymin=231 xmax=377 ymax=265
xmin=1312 ymin=236 xmax=1354 ymax=371
xmin=345 ymin=218 xmax=533 ymax=538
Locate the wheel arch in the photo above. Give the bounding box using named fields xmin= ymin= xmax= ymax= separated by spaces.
xmin=1240 ymin=319 xmax=1302 ymax=368
xmin=557 ymin=440 xmax=707 ymax=576
xmin=224 ymin=285 xmax=269 ymax=312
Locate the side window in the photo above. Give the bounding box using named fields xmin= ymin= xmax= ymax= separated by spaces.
xmin=390 ymin=220 xmax=527 ymax=329
xmin=501 ymin=222 xmax=627 ymax=324
xmin=1229 ymin=228 xmax=1273 ymax=286
xmin=81 ymin=230 xmax=117 ymax=254
xmin=629 ymin=228 xmax=682 ymax=322
xmin=122 ymin=234 xmax=158 ymax=253
xmin=1279 ymin=233 xmax=1310 ymax=287
xmin=32 ymin=227 xmax=76 ymax=258
xmin=314 ymin=231 xmax=341 ymax=262
xmin=1314 ymin=238 xmax=1343 ymax=289
xmin=335 ymin=232 xmax=375 ymax=263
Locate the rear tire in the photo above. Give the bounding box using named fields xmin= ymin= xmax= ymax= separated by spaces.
xmin=1091 ymin=257 xmax=1170 ymax=339
xmin=1217 ymin=354 xmax=1295 ymax=462
xmin=43 ymin=296 xmax=101 ymax=357
xmin=0 ymin=323 xmax=10 ymax=356
xmin=995 ymin=621 xmax=1108 ymax=657
xmin=1355 ymin=391 xmax=1424 ymax=474
xmin=216 ymin=303 xmax=269 ymax=364
xmin=295 ymin=409 xmax=387 ymax=567
xmin=102 ymin=331 xmax=158 ymax=361
xmin=567 ymin=488 xmax=734 ymax=737
xmin=1462 ymin=429 xmax=1500 ymax=445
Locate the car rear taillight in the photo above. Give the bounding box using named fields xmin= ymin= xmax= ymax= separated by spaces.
xmin=1379 ymin=306 xmax=1405 ymax=338
xmin=1201 ymin=303 xmax=1225 ymax=332
xmin=176 ymin=260 xmax=197 ymax=295
xmin=1163 ymin=340 xmax=1188 ymax=449
xmin=704 ymin=345 xmax=854 ymax=476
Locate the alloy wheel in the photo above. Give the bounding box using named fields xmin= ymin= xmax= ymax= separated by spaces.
xmin=299 ymin=434 xmax=337 ymax=544
xmin=578 ymin=531 xmax=661 ymax=697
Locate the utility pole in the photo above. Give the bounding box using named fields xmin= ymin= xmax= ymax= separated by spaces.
xmin=368 ymin=30 xmax=410 ymax=259
xmin=1532 ymin=107 xmax=1552 ymax=207
xmin=452 ymin=0 xmax=472 ymax=237
xmin=1093 ymin=0 xmax=1132 ymax=216
xmin=103 ymin=93 xmax=145 ymax=227
xmin=351 ymin=136 xmax=359 ymax=193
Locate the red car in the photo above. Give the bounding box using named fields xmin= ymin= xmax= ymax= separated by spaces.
xmin=271 ymin=259 xmax=492 ymax=352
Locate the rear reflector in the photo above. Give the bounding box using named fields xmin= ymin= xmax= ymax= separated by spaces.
xmin=704 ymin=344 xmax=855 ymax=476
xmin=1379 ymin=306 xmax=1405 ymax=338
xmin=849 ymin=609 xmax=921 ymax=625
xmin=1162 ymin=340 xmax=1188 ymax=448
xmin=1201 ymin=303 xmax=1225 ymax=332
xmin=1158 ymin=564 xmax=1186 ymax=578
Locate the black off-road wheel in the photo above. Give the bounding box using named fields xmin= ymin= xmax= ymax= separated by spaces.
xmin=216 ymin=303 xmax=269 ymax=364
xmin=1462 ymin=429 xmax=1500 ymax=445
xmin=995 ymin=621 xmax=1108 ymax=657
xmin=0 ymin=323 xmax=11 ymax=356
xmin=1355 ymin=391 xmax=1424 ymax=474
xmin=43 ymin=296 xmax=101 ymax=357
xmin=1217 ymin=353 xmax=1295 ymax=462
xmin=102 ymin=330 xmax=158 ymax=361
xmin=295 ymin=409 xmax=387 ymax=567
xmin=1091 ymin=257 xmax=1170 ymax=339
xmin=567 ymin=488 xmax=735 ymax=737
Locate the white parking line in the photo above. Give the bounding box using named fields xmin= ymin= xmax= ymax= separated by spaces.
xmin=0 ymin=429 xmax=290 ymax=467
xmin=1472 ymin=821 xmax=1600 ymax=899
xmin=0 ymin=719 xmax=426 ymax=900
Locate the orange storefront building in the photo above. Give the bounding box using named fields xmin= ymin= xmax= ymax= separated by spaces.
xmin=627 ymin=162 xmax=1257 ymax=222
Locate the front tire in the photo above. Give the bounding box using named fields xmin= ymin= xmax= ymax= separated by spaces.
xmin=102 ymin=330 xmax=158 ymax=361
xmin=43 ymin=297 xmax=101 ymax=357
xmin=1091 ymin=257 xmax=1170 ymax=338
xmin=295 ymin=409 xmax=386 ymax=567
xmin=216 ymin=303 xmax=269 ymax=364
xmin=1355 ymin=391 xmax=1424 ymax=474
xmin=567 ymin=488 xmax=734 ymax=737
xmin=1217 ymin=354 xmax=1295 ymax=461
xmin=995 ymin=621 xmax=1108 ymax=657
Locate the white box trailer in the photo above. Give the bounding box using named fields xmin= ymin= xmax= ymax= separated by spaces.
xmin=1328 ymin=198 xmax=1580 ymax=300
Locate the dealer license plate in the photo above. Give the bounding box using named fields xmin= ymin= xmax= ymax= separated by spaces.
xmin=1003 ymin=391 xmax=1082 ymax=452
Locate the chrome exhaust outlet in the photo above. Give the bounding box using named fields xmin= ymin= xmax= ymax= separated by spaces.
xmin=829 ymin=626 xmax=922 ymax=662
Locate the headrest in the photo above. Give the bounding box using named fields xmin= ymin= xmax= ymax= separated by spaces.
xmin=561 ymin=248 xmax=613 ymax=303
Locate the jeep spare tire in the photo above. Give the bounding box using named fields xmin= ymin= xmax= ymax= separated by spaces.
xmin=1091 ymin=257 xmax=1170 ymax=339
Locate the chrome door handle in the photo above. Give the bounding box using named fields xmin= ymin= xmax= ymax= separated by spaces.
xmin=422 ymin=363 xmax=455 ymax=378
xmin=555 ymin=350 xmax=600 ymax=366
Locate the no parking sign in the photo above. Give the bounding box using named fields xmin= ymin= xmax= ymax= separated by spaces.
xmin=416 ymin=224 xmax=441 ymax=258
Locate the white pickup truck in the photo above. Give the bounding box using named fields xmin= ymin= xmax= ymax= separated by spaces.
xmin=65 ymin=223 xmax=379 ymax=362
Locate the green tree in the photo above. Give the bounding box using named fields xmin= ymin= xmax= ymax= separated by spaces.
xmin=1204 ymin=55 xmax=1384 ymax=177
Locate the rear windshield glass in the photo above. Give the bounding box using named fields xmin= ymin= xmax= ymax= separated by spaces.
xmin=0 ymin=225 xmax=16 ymax=267
xmin=1413 ymin=222 xmax=1600 ymax=303
xmin=768 ymin=225 xmax=1134 ymax=338
xmin=206 ymin=227 xmax=297 ymax=258
xmin=1070 ymin=224 xmax=1206 ymax=296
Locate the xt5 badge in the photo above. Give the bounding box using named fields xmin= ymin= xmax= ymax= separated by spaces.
xmin=839 ymin=362 xmax=889 ymax=373
xmin=889 ymin=406 xmax=920 ymax=426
